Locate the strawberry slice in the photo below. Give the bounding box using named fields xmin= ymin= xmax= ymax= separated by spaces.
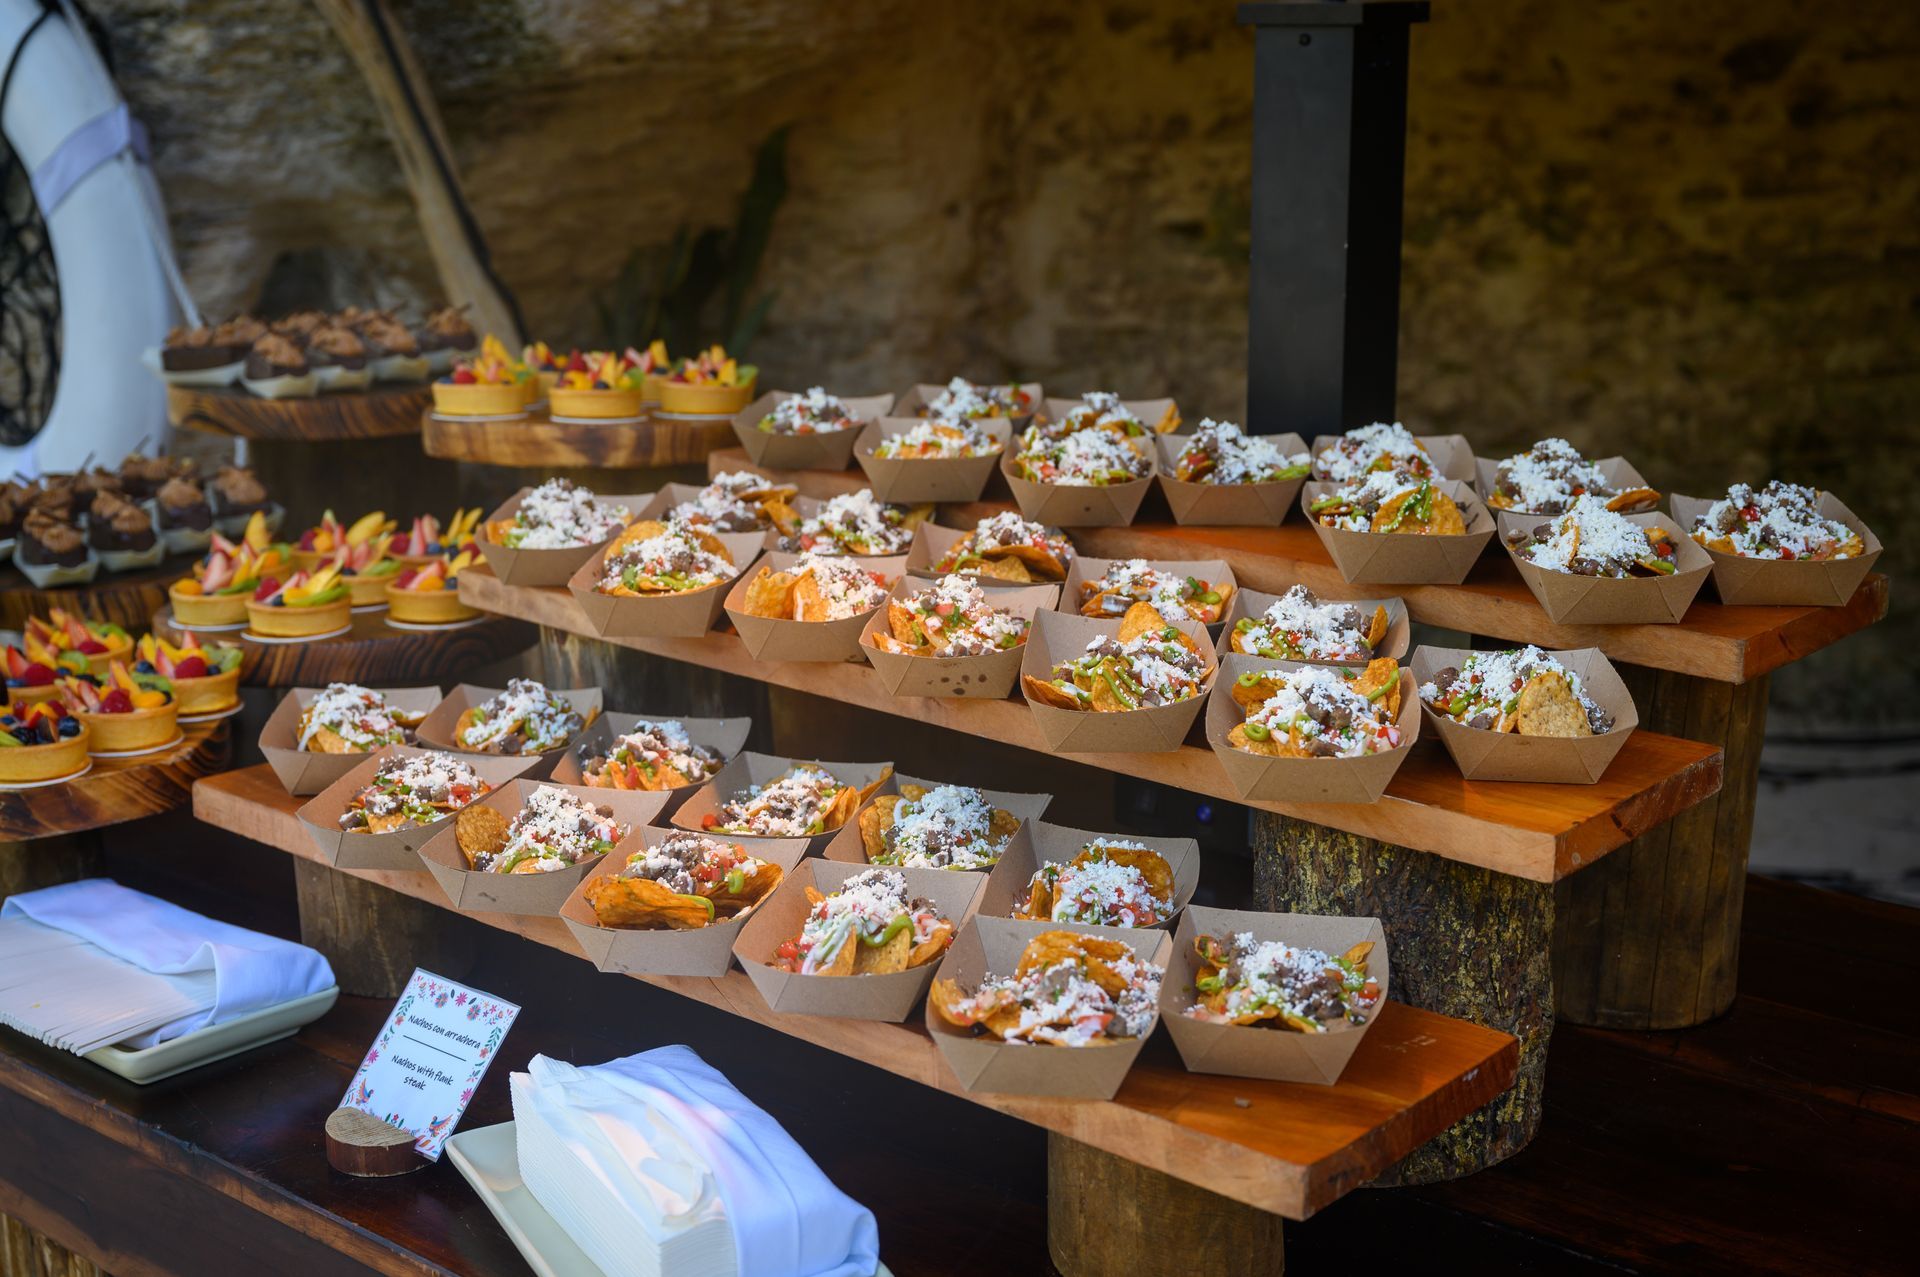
xmin=253 ymin=577 xmax=282 ymax=602
xmin=172 ymin=655 xmax=209 ymax=679
xmin=100 ymin=688 xmax=134 ymax=714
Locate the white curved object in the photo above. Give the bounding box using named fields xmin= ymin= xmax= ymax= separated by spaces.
xmin=0 ymin=0 xmax=174 ymax=476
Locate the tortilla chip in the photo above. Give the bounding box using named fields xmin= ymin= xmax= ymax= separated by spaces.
xmin=1083 ymin=843 xmax=1175 ymax=907
xmin=855 ymin=927 xmax=912 ymax=975
xmin=1605 ymin=487 xmax=1661 ymax=514
xmin=815 ymin=931 xmax=859 ymax=976
xmin=1365 ymin=605 xmax=1389 ymax=652
xmin=908 ymin=918 xmax=954 ymax=969
xmin=1514 ymin=671 xmax=1594 ymax=738
xmin=583 ymin=875 xmax=715 ymax=929
xmin=886 ymin=599 xmax=920 ymax=645
xmin=1017 ymin=873 xmax=1054 ymax=920
xmin=702 ymin=860 xmax=783 ymax=917
xmin=973 ymin=555 xmax=1035 ymax=583
xmin=305 ymin=724 xmax=355 ymax=755
xmin=1228 ymin=723 xmax=1283 ymax=756
xmin=1022 ymin=673 xmax=1088 ymax=708
xmin=992 ymin=543 xmax=1068 ymax=580
xmin=454 ymin=804 xmax=511 ymax=869
xmin=1371 ymin=487 xmax=1466 ymax=535
xmin=858 ymin=794 xmax=901 ymax=861
xmin=743 ymin=566 xmax=800 ymax=620
xmin=1351 ymin=658 xmax=1402 ymax=718
xmin=792 ymin=572 xmax=833 ymax=622
xmin=1229 ymin=670 xmax=1283 ymax=709
xmin=363 ymin=810 xmax=409 ymax=834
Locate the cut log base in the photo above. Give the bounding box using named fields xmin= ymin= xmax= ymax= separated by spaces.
xmin=324 ymin=1108 xmax=423 ymax=1178
xmin=1047 ymin=1134 xmax=1284 ymax=1277
xmin=1253 ymin=814 xmax=1553 ymax=1184
xmin=292 ymin=860 xmax=478 ymax=998
xmin=1552 ymin=670 xmax=1768 ymax=1030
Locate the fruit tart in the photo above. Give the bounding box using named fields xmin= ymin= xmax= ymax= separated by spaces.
xmin=416 ymin=304 xmax=480 ymax=374
xmin=246 ymin=565 xmax=354 ymax=639
xmin=0 ymin=700 xmax=89 ymax=784
xmin=24 ymin=610 xmax=133 ymax=677
xmin=85 ymin=490 xmax=163 ymax=572
xmin=169 ymin=514 xmax=293 ymax=627
xmin=240 ymin=332 xmax=317 ymax=399
xmin=155 ymin=475 xmax=215 ymax=554
xmin=295 ymin=508 xmax=395 ymax=573
xmin=549 ymin=350 xmax=645 ymax=419
xmin=658 ymin=345 xmax=758 ymax=415
xmin=391 ymin=508 xmax=481 ymax=567
xmin=306 ymin=321 xmax=373 ymax=392
xmin=431 ymin=337 xmax=531 ymax=417
xmin=59 ymin=660 xmax=179 ymax=753
xmin=386 ymin=548 xmax=482 ymax=625
xmin=16 ymin=509 xmax=98 ymax=586
xmin=3 ymin=643 xmax=80 ymax=706
xmin=135 ymin=633 xmax=243 ymax=716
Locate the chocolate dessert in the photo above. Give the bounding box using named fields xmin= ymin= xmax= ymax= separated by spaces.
xmin=211 ymin=465 xmax=272 ymax=520
xmin=417 ymin=305 xmax=477 ymax=355
xmin=18 ymin=510 xmax=87 ymax=569
xmin=29 ymin=478 xmax=76 ymax=521
xmin=271 ymin=310 xmax=328 ymax=341
xmin=70 ymin=467 xmax=123 ymax=504
xmin=358 ymin=312 xmax=419 ymax=359
xmin=244 ymin=333 xmax=310 ymax=380
xmin=156 ymin=475 xmax=213 ymax=532
xmin=161 ymin=324 xmax=238 ymax=373
xmin=0 ymin=486 xmax=22 ymax=542
xmin=119 ymin=452 xmax=189 ymax=501
xmin=87 ymin=491 xmax=158 ymax=555
xmin=307 ymin=323 xmax=369 ymax=374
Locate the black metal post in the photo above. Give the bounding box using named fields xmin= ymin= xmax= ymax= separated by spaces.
xmin=1238 ymin=1 xmax=1428 ymax=436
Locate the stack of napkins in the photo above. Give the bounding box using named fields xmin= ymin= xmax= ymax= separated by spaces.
xmin=511 ymin=1045 xmax=879 ymax=1277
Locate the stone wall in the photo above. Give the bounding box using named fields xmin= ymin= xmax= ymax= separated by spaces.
xmin=92 ymin=0 xmax=1916 ymax=720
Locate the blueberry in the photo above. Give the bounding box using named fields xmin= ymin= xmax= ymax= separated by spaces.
xmin=0 ymin=715 xmax=13 ymax=726
xmin=134 ymin=659 xmax=156 ymax=674
xmin=4 ymin=678 xmax=19 ymax=687
xmin=58 ymin=718 xmax=80 ymax=737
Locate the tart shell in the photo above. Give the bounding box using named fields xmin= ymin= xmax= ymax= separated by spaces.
xmin=0 ymin=726 xmax=91 ymax=783
xmin=656 ymin=377 xmax=757 ymax=416
xmin=432 ymin=382 xmax=525 ymax=417
xmin=385 ymin=584 xmax=480 ymax=625
xmin=76 ymin=703 xmax=179 ymax=754
xmin=246 ymin=597 xmax=353 ymax=639
xmin=170 ymin=581 xmax=251 ymax=628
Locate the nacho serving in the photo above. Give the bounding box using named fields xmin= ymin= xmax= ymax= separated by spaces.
xmin=488 ymin=479 xmax=630 ymax=550
xmin=1010 ymin=427 xmax=1153 ymax=487
xmin=1226 ymin=659 xmax=1405 ymax=758
xmin=455 ymin=678 xmax=593 ymax=755
xmin=1022 ymin=603 xmax=1208 ymax=712
xmin=1184 ymin=931 xmax=1382 ymax=1031
xmin=297 ymin=683 xmax=426 ymax=753
xmin=1690 ymin=480 xmax=1866 ymax=561
xmin=1229 ymin=585 xmax=1389 ymax=663
xmin=1309 ymin=471 xmax=1467 ymax=535
xmin=337 ymin=751 xmax=491 ymax=832
xmin=584 ymin=831 xmax=781 ymax=929
xmin=1014 ymin=840 xmax=1174 ymax=928
xmin=1310 ymin=421 xmax=1435 ymax=482
xmin=1487 ymin=437 xmax=1658 ymax=515
xmin=866 ymin=574 xmax=1030 ymax=658
xmin=757 ymin=386 xmax=860 ymax=435
xmin=1041 ymin=391 xmax=1179 ymax=438
xmin=1420 ymin=647 xmax=1616 ymax=736
xmin=595 ymin=517 xmax=742 ymax=595
xmin=931 ymin=929 xmax=1163 ymax=1047
xmin=1506 ymin=493 xmax=1679 ymax=577
xmin=740 ymin=554 xmax=890 ymax=622
xmin=776 ymin=489 xmax=929 ymax=556
xmin=701 ymin=764 xmax=892 ymax=837
xmin=771 ymin=867 xmax=954 ymax=976
xmin=872 ymin=419 xmax=999 ymax=460
xmin=1078 ymin=559 xmax=1234 ymax=625
xmin=1171 ymin=418 xmax=1309 ymax=484
xmin=931 ymin=511 xmax=1075 ymax=583
xmin=455 ymin=784 xmax=626 ymax=874
xmin=577 ymin=719 xmax=725 ymax=791
xmin=667 ymin=471 xmax=798 ymax=533
xmin=922 ymin=377 xmax=1032 ymax=420
xmin=858 ymin=783 xmax=1021 ymax=871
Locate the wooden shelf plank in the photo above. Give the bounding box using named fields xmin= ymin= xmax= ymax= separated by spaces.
xmin=193 ymin=763 xmax=1518 ymax=1221
xmin=706 ymin=447 xmax=1890 ymax=685
xmin=0 ymin=720 xmax=231 ymax=842
xmin=457 ymin=568 xmax=1723 ymax=882
xmin=167 ymin=385 xmax=429 ymax=441
xmin=422 ymin=409 xmax=736 ymax=468
xmin=152 ymin=606 xmax=536 ymax=689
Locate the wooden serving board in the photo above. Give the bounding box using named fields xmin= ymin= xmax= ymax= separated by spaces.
xmin=0 ymin=719 xmax=231 ymax=841
xmin=0 ymin=552 xmax=202 ymax=635
xmin=193 ymin=762 xmax=1517 ymax=1220
xmin=167 ymin=384 xmax=431 ymax=441
xmin=421 ymin=408 xmax=736 ymax=469
xmin=150 ymin=605 xmax=536 ymax=689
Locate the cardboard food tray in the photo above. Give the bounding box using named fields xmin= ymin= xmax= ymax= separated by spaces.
xmin=1204 ymin=653 xmax=1420 ymax=804
xmin=732 ymin=859 xmax=987 ymax=1022
xmin=1160 ymin=906 xmax=1388 ymax=1084
xmin=1475 ymin=454 xmax=1655 ymax=515
xmin=1038 ymin=397 xmax=1180 ymax=432
xmin=295 ymin=745 xmax=544 ymax=870
xmin=723 ymin=550 xmax=901 ymax=663
xmin=1669 ymin=491 xmax=1883 ymax=607
xmin=1155 ymin=430 xmax=1310 ymax=526
xmin=669 ymin=751 xmax=896 ymax=854
xmin=894 ymin=381 xmax=1044 ymax=423
xmin=1058 ymin=555 xmax=1238 ymax=637
xmin=565 ymin=529 xmax=764 ymax=639
xmin=546 ymin=711 xmax=753 ymax=814
xmin=1000 ymin=450 xmax=1156 ymax=528
xmin=729 ymin=391 xmax=895 ymax=471
xmin=260 ymin=685 xmax=445 ymax=795
xmin=904 ymin=521 xmax=1077 ymax=588
xmin=478 ymin=487 xmax=648 ymax=587
xmin=857 ymin=578 xmax=1060 ymax=699
xmin=1309 ymin=432 xmax=1477 ymax=486
xmin=413 ymin=684 xmax=605 ymax=757
xmin=415 ymin=779 xmax=669 ymax=915
xmin=1498 ymin=510 xmax=1712 ymax=624
xmin=974 ymin=820 xmax=1199 ymax=928
xmin=1215 ymin=586 xmax=1410 ymax=665
xmin=853 ymin=417 xmax=1012 ymax=504
xmin=925 ymin=916 xmax=1171 ymax=1099
xmin=1019 ymin=610 xmax=1216 ymax=753
xmin=1300 ymin=478 xmax=1496 ymax=585
xmin=556 ymin=824 xmax=812 ymax=977
xmin=759 ymin=494 xmax=916 ymax=569
xmin=819 ymin=774 xmax=1054 ymax=866
xmin=1410 ymin=644 xmax=1638 ymax=784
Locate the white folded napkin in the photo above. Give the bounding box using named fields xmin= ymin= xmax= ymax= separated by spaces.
xmin=513 ymin=1045 xmax=880 ymax=1277
xmin=0 ymin=878 xmax=336 ymax=1046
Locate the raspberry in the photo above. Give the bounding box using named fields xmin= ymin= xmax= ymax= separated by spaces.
xmin=253 ymin=577 xmax=281 ymax=602
xmin=100 ymin=688 xmax=134 ymax=713
xmin=172 ymin=656 xmax=209 ymax=678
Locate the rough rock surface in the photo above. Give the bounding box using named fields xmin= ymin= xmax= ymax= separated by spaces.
xmin=84 ymin=0 xmax=1917 ymax=719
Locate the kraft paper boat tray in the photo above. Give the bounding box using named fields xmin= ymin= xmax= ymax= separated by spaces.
xmin=1160 ymin=905 xmax=1388 ymax=1085
xmin=1300 ymin=478 xmax=1496 ymax=585
xmin=974 ymin=820 xmax=1200 ymax=928
xmin=478 ymin=487 xmax=649 ymax=588
xmin=894 ymin=381 xmax=1044 ymax=422
xmin=1155 ymin=430 xmax=1310 ymax=526
xmin=296 ymin=745 xmax=544 ymax=870
xmin=732 ymin=858 xmax=987 ymax=1022
xmin=1410 ymin=644 xmax=1638 ymax=784
xmin=857 ymin=578 xmax=1060 ymax=699
xmin=414 ymin=779 xmax=670 ymax=915
xmin=904 ymin=520 xmax=1077 ymax=588
xmin=1058 ymin=554 xmax=1238 ymax=638
xmin=412 ymin=684 xmax=604 ymax=757
xmin=723 ymin=550 xmax=903 ymax=664
xmin=1215 ymin=585 xmax=1410 ymax=665
xmin=1000 ymin=447 xmax=1156 ymax=529
xmin=1038 ymin=396 xmax=1180 ymax=433
xmin=1669 ymin=491 xmax=1882 ymax=607
xmin=853 ymin=417 xmax=1012 ymax=504
xmin=1308 ymin=431 xmax=1477 ymax=486
xmin=669 ymin=752 xmax=896 ymax=855
xmin=729 ymin=391 xmax=895 ymax=471
xmin=1019 ymin=609 xmax=1217 ymax=753
xmin=925 ymin=916 xmax=1172 ymax=1099
xmin=1204 ymin=653 xmax=1420 ymax=805
xmin=565 ymin=528 xmax=765 ymax=640
xmin=1498 ymin=510 xmax=1712 ymax=625
xmin=546 ymin=712 xmax=754 ymax=814
xmin=557 ymin=824 xmax=812 ymax=977
xmin=260 ymin=685 xmax=445 ymax=796
xmin=819 ymin=774 xmax=1054 ymax=866
xmin=1475 ymin=454 xmax=1655 ymax=515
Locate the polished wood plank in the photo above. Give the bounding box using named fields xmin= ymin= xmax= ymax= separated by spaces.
xmin=704 ymin=447 xmax=1890 ymax=684
xmin=193 ymin=763 xmax=1518 ymax=1220
xmin=0 ymin=720 xmax=231 ymax=842
xmin=460 ymin=569 xmax=1723 ymax=882
xmin=152 ymin=605 xmax=536 ymax=689
xmin=422 ymin=409 xmax=735 ymax=468
xmin=168 ymin=384 xmax=430 ymax=441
